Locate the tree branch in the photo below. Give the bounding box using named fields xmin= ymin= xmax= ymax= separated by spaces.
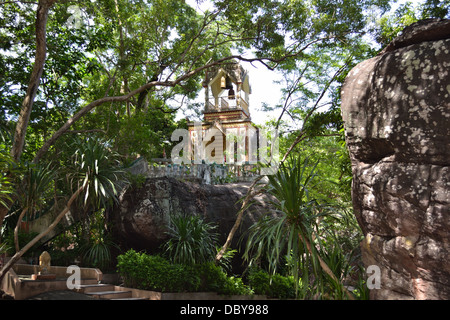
xmin=32 ymin=53 xmax=303 ymax=163
xmin=215 ymin=175 xmax=263 ymax=263
xmin=14 ymin=207 xmax=28 ymax=252
xmin=66 ymin=129 xmax=106 ymax=134
xmin=0 ymin=184 xmax=84 ymax=284
xmin=280 ymin=58 xmax=351 ymax=165
xmin=165 ymin=9 xmax=221 ymax=81
xmin=10 ymin=0 xmax=57 ymax=162
xmin=0 ymin=1 xmax=38 ymax=4
xmin=274 ymin=65 xmax=309 ymax=131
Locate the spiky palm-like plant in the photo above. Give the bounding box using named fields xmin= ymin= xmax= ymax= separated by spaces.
xmin=0 ymin=137 xmax=126 ymax=281
xmin=164 ymin=215 xmax=218 ymax=266
xmin=13 ymin=162 xmax=55 ymax=252
xmin=66 ymin=138 xmax=125 ymax=270
xmin=66 ymin=137 xmax=125 ymax=211
xmin=243 ymin=156 xmax=354 ymax=299
xmin=0 ymin=150 xmax=15 ymax=222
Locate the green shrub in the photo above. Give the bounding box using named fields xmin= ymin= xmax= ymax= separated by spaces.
xmin=270 ymin=274 xmax=296 ymax=299
xmin=222 ymin=276 xmax=253 ymax=296
xmin=248 ymin=268 xmax=271 ymax=295
xmin=117 ymin=250 xmax=252 ymax=295
xmin=193 ymin=262 xmax=252 ymax=296
xmin=116 ymin=249 xmax=146 ymax=289
xmin=3 ymin=230 xmax=40 ymax=259
xmin=248 ymin=268 xmax=296 ymax=299
xmin=194 ymin=262 xmax=226 ymax=292
xmin=116 ymin=249 xmax=200 ymax=292
xmin=47 ymin=227 xmax=82 ymax=266
xmin=48 ymin=244 xmax=81 ymax=266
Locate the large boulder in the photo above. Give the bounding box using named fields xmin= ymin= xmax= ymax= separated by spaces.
xmin=109 ymin=177 xmax=275 ymax=255
xmin=341 ymin=19 xmax=450 ymax=299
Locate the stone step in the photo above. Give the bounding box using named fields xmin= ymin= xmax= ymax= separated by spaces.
xmin=110 ymin=297 xmax=148 ymax=300
xmin=80 ymin=279 xmax=99 ymax=285
xmin=74 ymin=284 xmax=115 ymax=294
xmin=18 ymin=275 xmax=98 ymax=285
xmin=86 ymin=290 xmax=133 ymax=300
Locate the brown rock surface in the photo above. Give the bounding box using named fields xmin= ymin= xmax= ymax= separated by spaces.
xmin=341 ymin=19 xmax=450 ymax=299
xmin=109 ymin=177 xmax=274 ymax=254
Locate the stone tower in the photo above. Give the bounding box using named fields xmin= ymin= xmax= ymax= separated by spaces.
xmin=188 ymin=61 xmax=258 ymax=164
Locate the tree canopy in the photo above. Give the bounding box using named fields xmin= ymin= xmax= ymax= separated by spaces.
xmin=1 ymin=0 xmax=398 ymax=163
xmin=1 ymin=0 xmax=448 ymax=286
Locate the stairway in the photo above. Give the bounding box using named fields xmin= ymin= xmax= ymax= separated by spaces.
xmin=73 ymin=283 xmax=146 ymax=300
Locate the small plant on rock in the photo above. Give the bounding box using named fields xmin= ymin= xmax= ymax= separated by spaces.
xmin=163 ymin=214 xmax=218 ymax=266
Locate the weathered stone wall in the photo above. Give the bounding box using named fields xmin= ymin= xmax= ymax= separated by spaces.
xmin=341 ymin=19 xmax=450 ymax=299
xmin=109 ymin=177 xmax=275 ymax=258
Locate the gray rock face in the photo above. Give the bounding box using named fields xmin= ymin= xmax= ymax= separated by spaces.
xmin=341 ymin=19 xmax=450 ymax=299
xmin=110 ymin=177 xmax=274 ymax=253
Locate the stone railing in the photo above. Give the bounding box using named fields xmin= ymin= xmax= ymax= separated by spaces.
xmin=145 ymin=158 xmax=258 ymax=184
xmin=204 ymin=97 xmax=249 ymax=116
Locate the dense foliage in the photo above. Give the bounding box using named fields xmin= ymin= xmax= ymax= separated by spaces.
xmin=117 ymin=249 xmax=200 ymax=292
xmin=243 ymin=156 xmax=361 ymax=299
xmin=116 ymin=249 xmax=252 ymax=295
xmin=247 ymin=268 xmax=296 ymax=299
xmin=163 ymin=215 xmax=218 ymax=266
xmin=1 ymin=0 xmax=448 ymax=296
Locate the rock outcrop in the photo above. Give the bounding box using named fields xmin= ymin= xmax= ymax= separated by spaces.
xmin=341 ymin=19 xmax=450 ymax=299
xmin=109 ymin=177 xmax=274 ymax=256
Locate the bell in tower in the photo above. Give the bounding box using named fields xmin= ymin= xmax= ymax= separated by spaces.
xmin=221 ymin=76 xmax=233 ymax=90
xmin=228 ymin=87 xmax=235 ymax=100
xmin=202 ymin=62 xmax=252 ymax=118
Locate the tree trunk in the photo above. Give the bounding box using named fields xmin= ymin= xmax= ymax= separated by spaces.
xmin=0 ymin=185 xmax=84 ymax=284
xmin=14 ymin=208 xmax=28 ymax=253
xmin=0 ymin=196 xmax=13 ymax=238
xmin=1 ymin=0 xmax=57 ymax=231
xmin=10 ymin=0 xmax=57 ymax=162
xmin=215 ymin=176 xmax=262 ymax=263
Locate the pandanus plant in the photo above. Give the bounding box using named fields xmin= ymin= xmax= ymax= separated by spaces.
xmin=13 ymin=162 xmax=55 ymax=252
xmin=243 ymin=155 xmax=354 ymax=299
xmin=0 ymin=138 xmax=125 ymax=281
xmin=164 ymin=214 xmax=219 ymax=266
xmin=66 ymin=138 xmax=124 ymax=270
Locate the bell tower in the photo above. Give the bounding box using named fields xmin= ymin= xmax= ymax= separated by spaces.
xmin=203 ymin=61 xmax=252 ymax=120
xmin=188 ymin=61 xmax=257 ymax=164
